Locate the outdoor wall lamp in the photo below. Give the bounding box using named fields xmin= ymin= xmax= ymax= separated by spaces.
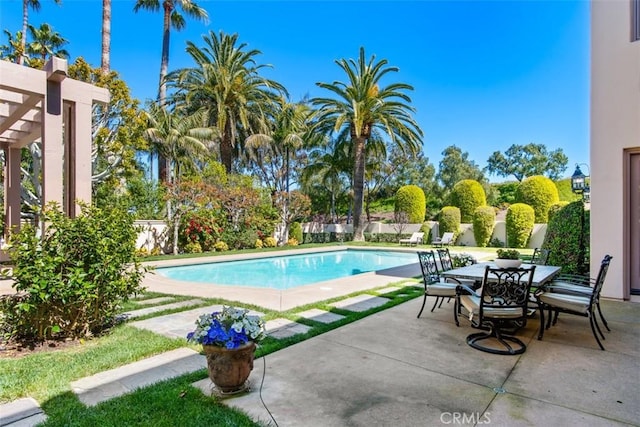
xmin=571 ymin=163 xmax=590 ymax=202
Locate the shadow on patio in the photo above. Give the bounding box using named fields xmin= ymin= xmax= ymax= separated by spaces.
xmin=224 ymin=297 xmax=639 ymax=426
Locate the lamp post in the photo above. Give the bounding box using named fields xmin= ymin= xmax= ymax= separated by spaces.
xmin=571 ymin=164 xmax=590 ymax=275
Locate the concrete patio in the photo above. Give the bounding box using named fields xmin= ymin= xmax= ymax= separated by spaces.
xmin=210 ymin=296 xmax=639 ymax=426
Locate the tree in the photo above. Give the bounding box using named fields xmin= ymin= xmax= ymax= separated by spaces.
xmin=436 ymin=145 xmax=486 ymax=203
xmin=101 ymin=0 xmax=111 ymax=74
xmin=133 ymin=0 xmax=208 ymax=104
xmin=273 ymin=190 xmax=311 ymax=245
xmin=0 ymin=30 xmax=26 ymax=63
xmin=19 ymin=0 xmax=61 ymax=65
xmin=26 ymin=23 xmax=69 ymax=68
xmin=485 ymin=143 xmax=568 ymax=182
xmin=312 ymin=47 xmax=423 ymax=241
xmin=167 ymin=31 xmax=286 ymax=173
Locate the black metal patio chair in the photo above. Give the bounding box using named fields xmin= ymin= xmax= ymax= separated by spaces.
xmin=455 ymin=265 xmax=536 ymax=355
xmin=416 ymin=251 xmax=462 ymax=320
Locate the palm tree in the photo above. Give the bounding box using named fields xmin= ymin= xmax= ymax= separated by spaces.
xmin=133 ymin=0 xmax=208 ymax=105
xmin=142 ymin=103 xmax=217 ymax=253
xmin=312 ymin=47 xmax=423 ymax=241
xmin=0 ymin=30 xmax=26 ymax=63
xmin=19 ymin=0 xmax=61 ymax=65
xmin=26 ymin=23 xmax=69 ymax=68
xmin=101 ymin=0 xmax=111 ymax=74
xmin=167 ymin=30 xmax=286 ymax=173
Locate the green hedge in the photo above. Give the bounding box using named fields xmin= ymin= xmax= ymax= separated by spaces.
xmin=472 ymin=206 xmax=496 ymax=248
xmin=516 ymin=175 xmax=560 ymax=223
xmin=438 ymin=206 xmax=461 ymax=241
xmin=506 ymin=203 xmax=535 ymax=248
xmin=542 ymin=200 xmax=589 ymax=274
xmin=547 ymin=201 xmax=569 ymax=223
xmin=449 ymin=179 xmax=486 ymax=223
xmin=395 ymin=185 xmax=426 ymax=223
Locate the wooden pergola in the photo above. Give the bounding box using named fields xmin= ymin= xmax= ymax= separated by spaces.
xmin=0 ymin=57 xmax=109 ymax=250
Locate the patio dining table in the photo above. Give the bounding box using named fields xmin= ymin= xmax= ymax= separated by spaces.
xmin=441 ymin=262 xmax=562 ymax=289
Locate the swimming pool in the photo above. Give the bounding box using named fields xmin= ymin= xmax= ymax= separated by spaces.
xmin=156 ymin=249 xmax=418 ymax=290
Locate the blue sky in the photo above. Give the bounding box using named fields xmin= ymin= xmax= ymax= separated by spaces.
xmin=0 ymin=0 xmax=591 ymax=180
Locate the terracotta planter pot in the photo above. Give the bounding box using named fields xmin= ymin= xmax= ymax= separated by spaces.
xmin=202 ymin=342 xmax=256 ymax=393
xmin=495 ymin=259 xmax=523 ymax=268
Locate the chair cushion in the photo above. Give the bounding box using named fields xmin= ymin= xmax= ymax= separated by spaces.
xmin=425 ymin=281 xmax=457 ymax=297
xmin=459 ymin=294 xmax=526 ymax=323
xmin=538 ymin=292 xmax=591 ymax=314
xmin=548 ymin=281 xmax=594 ymax=295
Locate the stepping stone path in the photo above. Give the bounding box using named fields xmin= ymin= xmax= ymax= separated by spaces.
xmin=376 ymin=286 xmax=402 ymax=294
xmin=129 ymin=305 xmax=263 ymax=340
xmin=265 ymin=319 xmax=312 ymax=339
xmin=0 ymin=398 xmax=46 ymax=427
xmin=329 ymin=294 xmax=390 ymax=312
xmin=295 ymin=308 xmax=345 ymax=324
xmin=135 ymin=296 xmax=175 ymax=306
xmin=122 ymin=299 xmax=204 ymax=320
xmin=71 ymin=348 xmax=204 ymax=406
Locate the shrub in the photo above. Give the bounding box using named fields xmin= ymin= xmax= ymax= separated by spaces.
xmin=438 ymin=206 xmax=461 ymax=239
xmin=506 ymin=203 xmax=535 ymax=248
xmin=183 ymin=241 xmax=202 ymax=253
xmin=547 ymin=201 xmax=570 ymax=223
xmin=472 ymin=206 xmax=496 ymax=248
xmin=214 ymin=241 xmax=229 ymax=252
xmin=395 ymin=185 xmax=426 ymax=223
xmin=516 ymin=175 xmax=560 ymax=223
xmin=6 ymin=202 xmax=145 ymax=340
xmin=489 ymin=237 xmax=504 ymax=248
xmin=542 ymin=200 xmax=589 ymax=274
xmin=497 ymin=248 xmax=521 ymax=259
xmin=493 ymin=181 xmax=519 ymax=207
xmin=289 ymin=222 xmax=303 ymax=243
xmin=255 ymin=239 xmax=264 ymax=249
xmin=449 ymin=180 xmax=487 ymax=223
xmin=263 ymin=236 xmax=278 ymax=247
xmin=179 ymin=210 xmax=222 ymax=252
xmin=287 ymin=238 xmax=299 ymax=246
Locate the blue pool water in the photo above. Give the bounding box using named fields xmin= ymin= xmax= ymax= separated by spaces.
xmin=157 ymin=250 xmax=418 ymax=290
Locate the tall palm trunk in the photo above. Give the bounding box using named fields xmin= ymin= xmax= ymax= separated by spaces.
xmin=352 ymin=136 xmax=367 ymax=241
xmin=221 ymin=121 xmax=234 ymax=173
xmin=19 ymin=0 xmax=28 ymax=65
xmin=158 ymin=2 xmax=172 ymax=104
xmin=101 ymin=0 xmax=111 ymax=74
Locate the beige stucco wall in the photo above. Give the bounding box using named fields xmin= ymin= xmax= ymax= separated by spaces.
xmin=591 ymin=1 xmax=640 ymax=299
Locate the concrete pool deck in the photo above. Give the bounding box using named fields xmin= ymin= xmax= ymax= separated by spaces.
xmin=142 ymin=246 xmax=490 ymax=311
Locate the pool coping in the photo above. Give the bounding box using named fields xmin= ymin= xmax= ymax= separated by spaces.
xmin=142 ymin=246 xmax=423 ymax=311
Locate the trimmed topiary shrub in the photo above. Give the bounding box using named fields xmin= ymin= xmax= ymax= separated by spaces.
xmin=516 ymin=175 xmax=560 ymax=223
xmin=542 ymin=200 xmax=589 ymax=274
xmin=289 ymin=221 xmax=303 ymax=244
xmin=547 ymin=201 xmax=570 ymax=223
xmin=395 ymin=185 xmax=426 ymax=223
xmin=472 ymin=206 xmax=496 ymax=248
xmin=438 ymin=206 xmax=461 ymax=241
xmin=449 ymin=179 xmax=487 ymax=223
xmin=506 ymin=203 xmax=535 ymax=248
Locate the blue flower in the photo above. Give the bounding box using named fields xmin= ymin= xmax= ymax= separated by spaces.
xmin=186 ymin=306 xmax=266 ymax=348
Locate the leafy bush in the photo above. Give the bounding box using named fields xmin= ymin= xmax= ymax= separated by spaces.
xmin=6 ymin=203 xmax=145 ymax=340
xmin=438 ymin=206 xmax=461 ymax=239
xmin=183 ymin=241 xmax=203 ymax=253
xmin=489 ymin=237 xmax=504 ymax=248
xmin=493 ymin=181 xmax=519 ymax=207
xmin=516 ymin=175 xmax=560 ymax=223
xmin=542 ymin=200 xmax=589 ymax=274
xmin=547 ymin=201 xmax=569 ymax=223
xmin=179 ymin=210 xmax=222 ymax=252
xmin=287 ymin=238 xmax=299 ymax=246
xmin=289 ymin=222 xmax=303 ymax=243
xmin=214 ymin=241 xmax=229 ymax=252
xmin=449 ymin=180 xmax=487 ymax=223
xmin=255 ymin=239 xmax=264 ymax=249
xmin=263 ymin=237 xmax=278 ymax=247
xmin=472 ymin=206 xmax=496 ymax=248
xmin=395 ymin=185 xmax=426 ymax=223
xmin=506 ymin=203 xmax=535 ymax=248
xmin=496 ymin=249 xmax=521 ymax=259
xmin=224 ymin=228 xmax=259 ymax=250
xmin=555 ymin=178 xmax=581 ymax=202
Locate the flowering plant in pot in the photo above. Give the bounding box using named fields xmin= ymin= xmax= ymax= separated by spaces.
xmin=495 ymin=249 xmax=522 ymax=268
xmin=187 ymin=306 xmax=265 ymax=394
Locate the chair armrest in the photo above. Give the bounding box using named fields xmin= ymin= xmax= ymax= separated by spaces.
xmin=455 ymin=283 xmax=479 ymax=297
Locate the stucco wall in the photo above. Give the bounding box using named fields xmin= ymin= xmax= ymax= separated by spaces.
xmin=591 ymin=1 xmax=640 ymax=299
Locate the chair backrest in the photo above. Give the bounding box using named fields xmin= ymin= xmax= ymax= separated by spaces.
xmin=479 ymin=265 xmax=536 ymax=320
xmin=436 ymin=248 xmax=454 ymax=271
xmin=411 ymin=232 xmax=424 ymax=242
xmin=441 ymin=232 xmax=454 ymax=244
xmin=530 ymin=248 xmax=551 ymax=265
xmin=417 ymin=251 xmax=440 ymax=286
xmin=590 ymin=255 xmax=613 ymax=305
